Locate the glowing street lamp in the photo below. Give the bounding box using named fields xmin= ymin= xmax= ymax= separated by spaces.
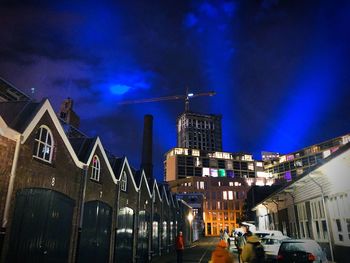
xmin=188 ymin=212 xmax=193 ymax=243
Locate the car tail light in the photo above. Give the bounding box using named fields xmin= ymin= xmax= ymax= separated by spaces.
xmin=307 ymin=253 xmax=316 ymax=262
xmin=276 ymin=254 xmax=283 ymax=261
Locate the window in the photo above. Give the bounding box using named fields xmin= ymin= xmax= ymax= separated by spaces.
xmin=33 ymin=125 xmax=54 ymax=163
xmin=121 ymin=171 xmax=127 ymax=191
xmin=223 ymin=191 xmax=227 ymax=200
xmin=328 ymin=194 xmax=350 ymax=244
xmin=90 ymin=155 xmax=100 ymax=181
xmin=297 ymin=203 xmax=309 ymax=238
xmin=310 ymin=198 xmax=328 ymax=241
xmin=228 ymin=191 xmax=233 ymax=200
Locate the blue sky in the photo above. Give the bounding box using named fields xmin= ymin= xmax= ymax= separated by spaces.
xmin=1 ymin=0 xmax=350 ymax=181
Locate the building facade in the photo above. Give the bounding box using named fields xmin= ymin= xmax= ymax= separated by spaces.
xmin=164 ymin=147 xmax=270 ymax=182
xmin=177 ymin=112 xmax=222 ymax=152
xmin=263 ymin=134 xmax=350 ymax=181
xmin=254 ymin=144 xmax=350 ymax=263
xmin=164 ymin=148 xmax=274 ymax=236
xmin=0 ymin=94 xmax=192 ymax=262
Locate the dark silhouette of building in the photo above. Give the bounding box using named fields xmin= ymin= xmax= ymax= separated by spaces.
xmin=177 ymin=112 xmax=222 ymax=152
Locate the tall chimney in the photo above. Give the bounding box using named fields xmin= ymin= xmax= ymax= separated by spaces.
xmin=141 ymin=114 xmax=153 ymax=180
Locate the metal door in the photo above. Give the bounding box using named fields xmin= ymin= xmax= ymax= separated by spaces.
xmin=78 ymin=201 xmax=112 ymax=263
xmin=7 ymin=188 xmax=75 ymax=263
xmin=137 ymin=210 xmax=149 ymax=262
xmin=115 ymin=207 xmax=134 ymax=262
xmin=152 ymin=213 xmax=160 ymax=257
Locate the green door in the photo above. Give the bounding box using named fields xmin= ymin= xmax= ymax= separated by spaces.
xmin=7 ymin=188 xmax=75 ymax=263
xmin=78 ymin=201 xmax=112 ymax=262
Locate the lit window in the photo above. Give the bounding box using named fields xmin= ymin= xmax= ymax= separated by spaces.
xmin=223 ymin=191 xmax=227 ymax=200
xmin=33 ymin=125 xmax=54 ymax=163
xmin=229 ymin=182 xmax=234 ymax=186
xmin=228 ymin=191 xmax=233 ymax=200
xmin=90 ymin=155 xmax=100 ymax=181
xmin=121 ymin=171 xmax=127 ymax=191
xmin=248 ymin=163 xmax=254 ymax=171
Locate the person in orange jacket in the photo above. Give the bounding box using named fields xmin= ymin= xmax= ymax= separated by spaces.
xmin=175 ymin=231 xmax=185 ymax=263
xmin=210 ymin=240 xmax=234 ymax=263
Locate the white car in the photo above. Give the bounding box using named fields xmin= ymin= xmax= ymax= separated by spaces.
xmin=254 ymin=230 xmax=284 ymax=239
xmin=261 ymin=235 xmax=290 ymax=262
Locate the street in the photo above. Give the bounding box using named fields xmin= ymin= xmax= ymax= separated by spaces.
xmin=151 ymin=237 xmax=239 ymax=263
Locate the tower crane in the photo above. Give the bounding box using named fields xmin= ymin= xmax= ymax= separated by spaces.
xmin=118 ymin=89 xmax=216 ymax=112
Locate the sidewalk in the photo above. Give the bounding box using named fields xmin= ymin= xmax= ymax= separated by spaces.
xmin=151 ymin=237 xmax=238 ymax=263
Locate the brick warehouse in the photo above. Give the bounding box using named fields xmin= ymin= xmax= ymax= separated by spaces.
xmin=0 ymin=97 xmax=192 ymax=263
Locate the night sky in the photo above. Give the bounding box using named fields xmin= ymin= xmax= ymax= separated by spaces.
xmin=1 ymin=0 xmax=350 ymax=181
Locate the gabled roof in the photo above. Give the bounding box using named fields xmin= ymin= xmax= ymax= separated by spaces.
xmin=0 ymin=116 xmax=20 ymax=140
xmin=137 ymin=170 xmax=152 ymax=198
xmin=0 ymin=100 xmax=42 ymax=133
xmin=0 ymin=99 xmax=85 ymax=168
xmin=84 ymin=137 xmax=118 ymax=184
xmin=111 ymin=156 xmax=138 ymax=190
xmin=160 ymin=184 xmax=170 ymax=205
xmin=152 ymin=180 xmax=162 ymax=203
xmin=69 ymin=137 xmax=97 ymax=163
xmin=168 ymin=191 xmax=176 ymax=208
xmin=171 ymin=194 xmax=179 ymax=208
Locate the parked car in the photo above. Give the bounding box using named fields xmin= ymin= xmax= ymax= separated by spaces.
xmin=255 ymin=230 xmax=284 ymax=239
xmin=261 ymin=236 xmax=290 ymax=262
xmin=277 ymin=239 xmax=328 ymax=263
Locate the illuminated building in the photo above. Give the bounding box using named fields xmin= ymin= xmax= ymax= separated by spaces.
xmin=164 ymin=148 xmax=273 ymax=236
xmin=263 ymin=134 xmax=350 ymax=182
xmin=177 ymin=112 xmax=222 ymax=151
xmin=253 ymin=143 xmax=350 ymax=263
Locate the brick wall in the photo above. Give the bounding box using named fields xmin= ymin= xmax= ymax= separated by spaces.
xmin=1 ymin=112 xmax=83 ymax=262
xmin=0 ymin=135 xmax=15 ymax=226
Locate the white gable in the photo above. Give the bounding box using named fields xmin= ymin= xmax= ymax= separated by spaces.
xmin=21 ymin=99 xmax=84 ymax=168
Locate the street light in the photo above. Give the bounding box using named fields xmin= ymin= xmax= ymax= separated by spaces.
xmin=188 ymin=212 xmax=193 ymax=243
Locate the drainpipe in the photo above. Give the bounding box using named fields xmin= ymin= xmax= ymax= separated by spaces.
xmin=75 ymin=165 xmax=88 ymax=262
xmin=1 ymin=134 xmax=21 ymax=232
xmin=308 ymin=175 xmax=334 ymax=262
xmin=114 ymin=181 xmax=121 ymax=261
xmin=149 ymin=192 xmax=155 ymax=261
xmin=110 ymin=177 xmax=119 ymax=263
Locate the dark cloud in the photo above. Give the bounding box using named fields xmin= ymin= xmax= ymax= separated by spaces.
xmin=0 ymin=0 xmax=350 ymax=181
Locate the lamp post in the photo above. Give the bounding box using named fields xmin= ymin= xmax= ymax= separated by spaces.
xmin=187 ymin=212 xmax=193 ymax=244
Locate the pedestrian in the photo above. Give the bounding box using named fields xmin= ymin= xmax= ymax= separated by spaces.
xmin=210 ymin=240 xmax=234 ymax=263
xmin=235 ymin=232 xmax=246 ymax=263
xmin=220 ymin=229 xmax=224 ymax=240
xmin=176 ymin=231 xmax=185 ymax=263
xmin=241 ymin=234 xmax=265 ymax=263
xmin=224 ymin=230 xmax=230 ymax=245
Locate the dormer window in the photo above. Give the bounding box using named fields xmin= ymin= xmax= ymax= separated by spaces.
xmin=121 ymin=171 xmax=127 ymax=191
xmin=91 ymin=155 xmax=100 ymax=181
xmin=33 ymin=125 xmax=54 ymax=163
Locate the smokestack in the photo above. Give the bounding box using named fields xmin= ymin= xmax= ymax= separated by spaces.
xmin=141 ymin=114 xmax=153 ymax=180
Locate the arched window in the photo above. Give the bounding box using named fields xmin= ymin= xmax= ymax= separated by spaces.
xmin=91 ymin=155 xmax=100 ymax=181
xmin=33 ymin=125 xmax=54 ymax=163
xmin=121 ymin=171 xmax=127 ymax=191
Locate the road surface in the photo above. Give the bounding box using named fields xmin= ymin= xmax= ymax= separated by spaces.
xmin=151 ymin=237 xmax=238 ymax=263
